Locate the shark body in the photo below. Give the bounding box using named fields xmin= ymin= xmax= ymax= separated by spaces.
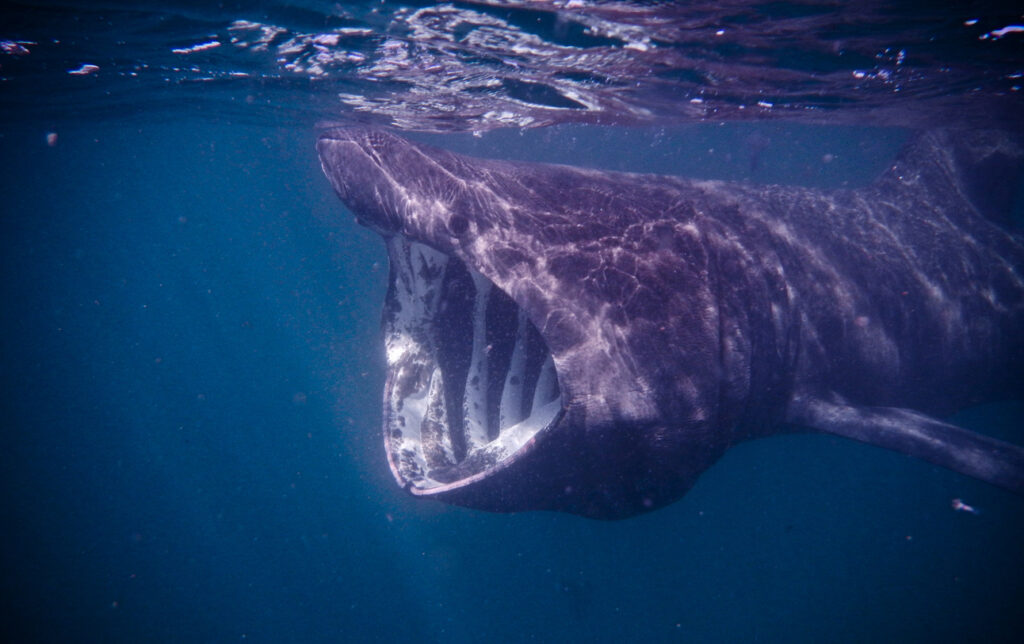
xmin=318 ymin=128 xmax=1023 ymax=519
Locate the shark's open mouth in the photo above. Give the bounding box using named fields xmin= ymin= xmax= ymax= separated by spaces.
xmin=381 ymin=237 xmax=563 ymax=493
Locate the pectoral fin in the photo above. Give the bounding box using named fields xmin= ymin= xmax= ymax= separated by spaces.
xmin=787 ymin=392 xmax=1024 ymax=494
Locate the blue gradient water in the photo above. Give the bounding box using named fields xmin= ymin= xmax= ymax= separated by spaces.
xmin=2 ymin=2 xmax=1024 ymax=642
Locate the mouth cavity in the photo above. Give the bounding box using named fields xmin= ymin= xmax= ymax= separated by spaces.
xmin=381 ymin=237 xmax=563 ymax=493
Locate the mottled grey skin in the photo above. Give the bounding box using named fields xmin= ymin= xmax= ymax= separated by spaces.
xmin=317 ymin=128 xmax=1024 ymax=519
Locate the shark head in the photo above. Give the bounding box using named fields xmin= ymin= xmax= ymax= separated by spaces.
xmin=317 ymin=128 xmax=731 ymax=519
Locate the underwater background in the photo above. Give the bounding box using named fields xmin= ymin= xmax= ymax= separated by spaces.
xmin=2 ymin=2 xmax=1023 ymax=642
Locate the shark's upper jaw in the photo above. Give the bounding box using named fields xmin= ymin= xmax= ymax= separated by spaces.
xmin=381 ymin=235 xmax=564 ymax=495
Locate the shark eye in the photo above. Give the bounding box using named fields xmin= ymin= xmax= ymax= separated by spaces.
xmin=381 ymin=238 xmax=563 ymax=492
xmin=448 ymin=215 xmax=469 ymax=236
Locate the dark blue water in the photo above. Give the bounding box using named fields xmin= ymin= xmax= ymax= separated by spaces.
xmin=2 ymin=119 xmax=1022 ymax=643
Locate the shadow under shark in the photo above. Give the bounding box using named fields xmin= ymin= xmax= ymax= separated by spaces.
xmin=317 ymin=128 xmax=1024 ymax=519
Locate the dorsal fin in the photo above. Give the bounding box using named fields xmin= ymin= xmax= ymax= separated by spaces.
xmin=877 ymin=130 xmax=1023 ymax=228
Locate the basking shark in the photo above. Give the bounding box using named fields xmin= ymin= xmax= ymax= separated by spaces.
xmin=317 ymin=128 xmax=1024 ymax=519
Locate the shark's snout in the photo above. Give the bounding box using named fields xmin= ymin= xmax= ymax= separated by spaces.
xmin=316 ymin=130 xmax=407 ymax=234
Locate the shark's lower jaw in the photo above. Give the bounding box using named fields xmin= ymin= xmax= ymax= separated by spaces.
xmin=381 ymin=237 xmax=563 ymax=494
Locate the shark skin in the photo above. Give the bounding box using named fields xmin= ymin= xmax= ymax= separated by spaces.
xmin=317 ymin=128 xmax=1024 ymax=519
